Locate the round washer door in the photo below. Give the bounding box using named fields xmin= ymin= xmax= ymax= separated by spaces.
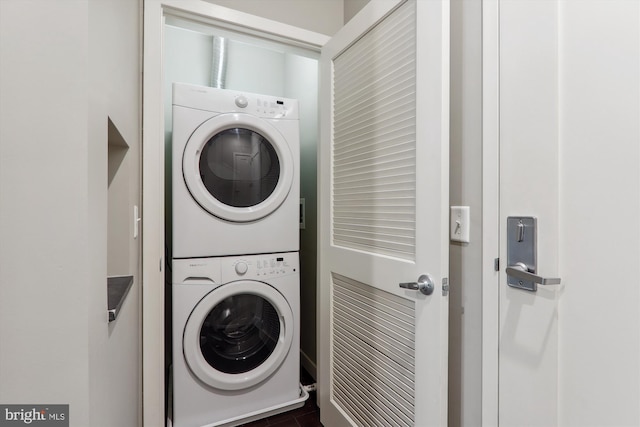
xmin=182 ymin=113 xmax=294 ymax=222
xmin=183 ymin=281 xmax=294 ymax=391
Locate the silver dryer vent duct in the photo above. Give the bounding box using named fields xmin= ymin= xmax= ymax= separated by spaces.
xmin=211 ymin=36 xmax=228 ymax=89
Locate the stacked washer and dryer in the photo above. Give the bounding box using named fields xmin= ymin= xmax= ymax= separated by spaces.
xmin=171 ymin=83 xmax=306 ymax=427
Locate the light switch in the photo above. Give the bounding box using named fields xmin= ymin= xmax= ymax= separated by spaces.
xmin=450 ymin=206 xmax=470 ymax=243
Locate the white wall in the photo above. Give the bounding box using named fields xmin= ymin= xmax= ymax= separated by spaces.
xmin=89 ymin=0 xmax=142 ymax=426
xmin=283 ymin=54 xmax=320 ymax=377
xmin=558 ymin=1 xmax=640 ymax=425
xmin=0 ymin=1 xmax=142 ymax=426
xmin=344 ymin=0 xmax=370 ymax=22
xmin=448 ymin=0 xmax=483 ymax=425
xmin=203 ymin=0 xmax=343 ymax=35
xmin=0 ymin=2 xmax=92 ymax=424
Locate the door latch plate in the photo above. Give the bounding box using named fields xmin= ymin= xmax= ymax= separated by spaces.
xmin=507 ymin=216 xmax=537 ymax=291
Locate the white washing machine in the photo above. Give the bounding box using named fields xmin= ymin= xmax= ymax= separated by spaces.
xmin=172 ymin=83 xmax=300 ymax=258
xmin=172 ymin=252 xmax=304 ymax=427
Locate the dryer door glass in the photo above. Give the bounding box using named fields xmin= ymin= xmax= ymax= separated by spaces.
xmin=199 ymin=128 xmax=280 ymax=208
xmin=199 ymin=293 xmax=280 ymax=374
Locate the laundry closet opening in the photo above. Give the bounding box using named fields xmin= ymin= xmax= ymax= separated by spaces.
xmin=162 ymin=15 xmax=320 ymax=408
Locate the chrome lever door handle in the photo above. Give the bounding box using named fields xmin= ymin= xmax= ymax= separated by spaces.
xmin=506 ymin=262 xmax=561 ymax=286
xmin=399 ymin=274 xmax=434 ymax=295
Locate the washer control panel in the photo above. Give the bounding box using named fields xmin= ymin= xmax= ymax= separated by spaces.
xmin=221 ymin=252 xmax=299 ymax=282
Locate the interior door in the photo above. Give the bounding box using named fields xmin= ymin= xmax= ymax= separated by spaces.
xmin=318 ymin=1 xmax=450 ymax=426
xmin=494 ymin=1 xmax=640 ymax=426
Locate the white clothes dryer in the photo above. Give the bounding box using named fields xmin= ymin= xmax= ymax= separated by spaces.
xmin=172 ymin=252 xmax=303 ymax=427
xmin=172 ymin=83 xmax=300 ymax=258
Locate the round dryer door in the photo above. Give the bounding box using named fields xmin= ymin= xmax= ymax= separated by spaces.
xmin=182 ymin=113 xmax=294 ymax=222
xmin=183 ymin=280 xmax=294 ymax=391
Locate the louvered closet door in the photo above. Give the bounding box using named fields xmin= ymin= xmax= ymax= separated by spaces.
xmin=318 ymin=1 xmax=450 ymax=426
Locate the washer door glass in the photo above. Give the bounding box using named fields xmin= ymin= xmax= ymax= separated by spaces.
xmin=200 ymin=293 xmax=280 ymax=374
xmin=183 ymin=281 xmax=294 ymax=391
xmin=182 ymin=113 xmax=294 ymax=222
xmin=199 ymin=128 xmax=279 ymax=208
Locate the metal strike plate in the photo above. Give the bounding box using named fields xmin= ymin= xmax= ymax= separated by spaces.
xmin=507 ymin=217 xmax=537 ymax=291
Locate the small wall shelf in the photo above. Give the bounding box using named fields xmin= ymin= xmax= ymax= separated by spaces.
xmin=107 ymin=117 xmax=134 ymax=322
xmin=108 ymin=276 xmax=134 ymax=322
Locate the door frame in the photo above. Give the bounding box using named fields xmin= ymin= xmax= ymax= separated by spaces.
xmin=143 ymin=1 xmax=505 ymax=426
xmin=481 ymin=0 xmax=500 ymax=425
xmin=141 ymin=2 xmax=328 ymax=425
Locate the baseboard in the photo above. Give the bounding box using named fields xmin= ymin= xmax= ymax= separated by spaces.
xmin=300 ymin=349 xmax=317 ymax=381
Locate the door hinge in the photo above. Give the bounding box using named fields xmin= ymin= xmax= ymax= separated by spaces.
xmin=442 ymin=278 xmax=449 ymax=296
xmin=494 ymin=258 xmax=500 ymax=272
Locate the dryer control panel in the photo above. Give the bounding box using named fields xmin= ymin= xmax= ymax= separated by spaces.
xmin=173 ymin=83 xmax=299 ymax=120
xmin=250 ymin=97 xmax=296 ymax=119
xmin=221 ymin=251 xmax=299 ymax=282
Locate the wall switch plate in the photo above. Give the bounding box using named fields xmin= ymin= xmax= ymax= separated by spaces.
xmin=133 ymin=205 xmax=141 ymax=239
xmin=450 ymin=206 xmax=470 ymax=243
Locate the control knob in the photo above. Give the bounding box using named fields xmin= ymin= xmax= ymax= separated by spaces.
xmin=235 ymin=261 xmax=248 ymax=275
xmin=235 ymin=96 xmax=248 ymax=108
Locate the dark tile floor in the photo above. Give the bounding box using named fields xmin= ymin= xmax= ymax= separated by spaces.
xmin=240 ymin=368 xmax=321 ymax=427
